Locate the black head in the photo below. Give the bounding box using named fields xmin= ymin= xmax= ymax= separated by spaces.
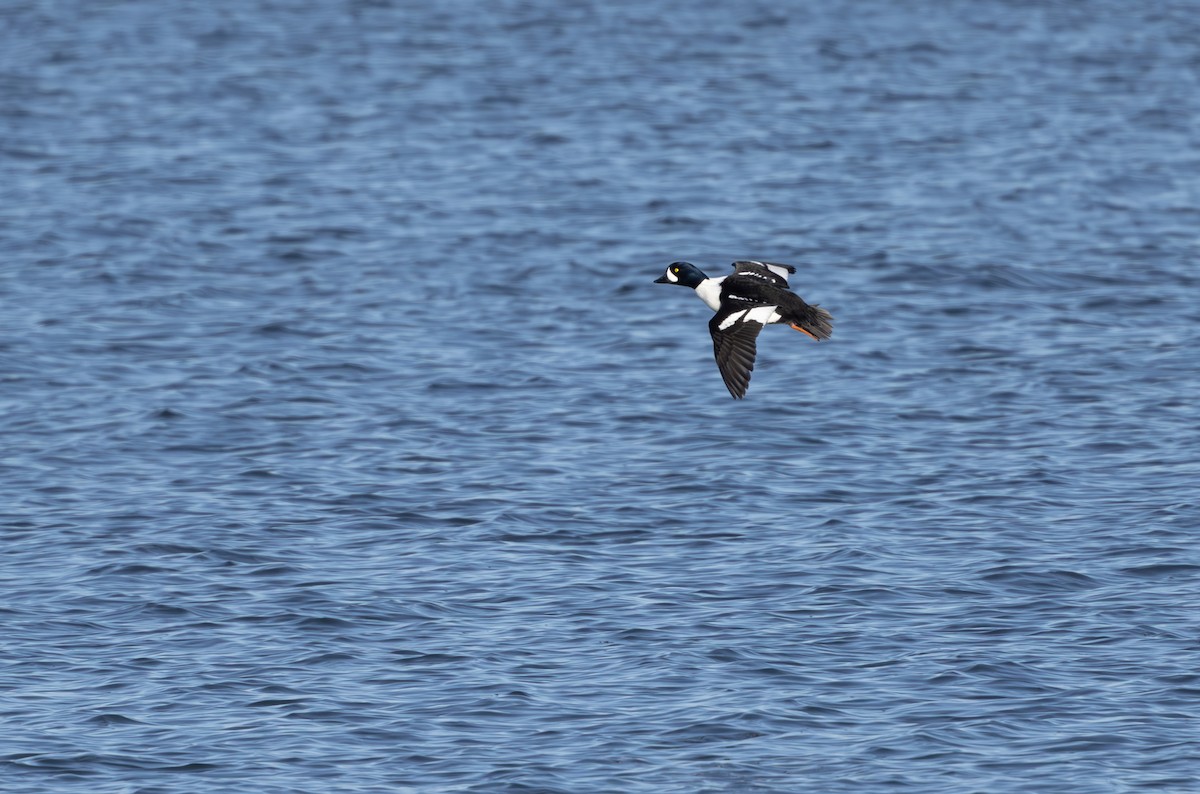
xmin=653 ymin=261 xmax=707 ymax=288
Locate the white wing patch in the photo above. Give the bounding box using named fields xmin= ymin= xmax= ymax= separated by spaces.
xmin=717 ymin=305 xmax=780 ymax=330
xmin=746 ymin=305 xmax=781 ymax=325
xmin=762 ymin=263 xmax=792 ymax=283
xmin=717 ymin=310 xmax=748 ymax=331
xmin=736 ymin=260 xmax=793 ymax=285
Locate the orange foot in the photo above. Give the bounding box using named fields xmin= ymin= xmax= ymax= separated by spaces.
xmin=790 ymin=323 xmax=818 ymax=341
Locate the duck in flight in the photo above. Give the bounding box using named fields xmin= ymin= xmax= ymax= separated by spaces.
xmin=654 ymin=260 xmax=833 ymax=399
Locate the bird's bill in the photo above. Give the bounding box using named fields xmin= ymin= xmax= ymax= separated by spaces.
xmin=653 ymin=274 xmax=669 ymax=284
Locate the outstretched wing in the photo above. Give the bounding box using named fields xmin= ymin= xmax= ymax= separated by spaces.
xmin=708 ymin=308 xmax=767 ymax=399
xmin=731 ymin=260 xmax=795 ymax=287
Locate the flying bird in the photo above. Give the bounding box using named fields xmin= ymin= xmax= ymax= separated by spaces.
xmin=654 ymin=260 xmax=833 ymax=398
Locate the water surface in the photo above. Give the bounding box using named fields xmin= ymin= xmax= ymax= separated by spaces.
xmin=2 ymin=1 xmax=1198 ymax=791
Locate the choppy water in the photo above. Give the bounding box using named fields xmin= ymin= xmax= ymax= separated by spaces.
xmin=3 ymin=1 xmax=1199 ymax=791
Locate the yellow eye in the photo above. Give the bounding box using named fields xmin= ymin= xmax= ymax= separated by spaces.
xmin=672 ymin=266 xmax=679 ymax=273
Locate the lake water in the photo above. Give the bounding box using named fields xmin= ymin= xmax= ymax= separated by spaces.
xmin=2 ymin=1 xmax=1198 ymax=791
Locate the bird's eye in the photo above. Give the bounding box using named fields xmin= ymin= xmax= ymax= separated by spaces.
xmin=672 ymin=266 xmax=679 ymax=273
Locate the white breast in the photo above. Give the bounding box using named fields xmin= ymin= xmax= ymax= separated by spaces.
xmin=694 ymin=277 xmax=725 ymax=311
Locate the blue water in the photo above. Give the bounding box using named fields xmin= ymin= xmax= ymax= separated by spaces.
xmin=3 ymin=1 xmax=1199 ymax=791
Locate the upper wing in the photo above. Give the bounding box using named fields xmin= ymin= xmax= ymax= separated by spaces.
xmin=731 ymin=260 xmax=795 ymax=287
xmin=708 ymin=308 xmax=766 ymax=399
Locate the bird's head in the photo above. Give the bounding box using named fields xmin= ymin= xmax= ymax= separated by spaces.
xmin=653 ymin=261 xmax=707 ymax=288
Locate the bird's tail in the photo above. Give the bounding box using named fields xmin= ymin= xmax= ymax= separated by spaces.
xmin=789 ymin=304 xmax=833 ymax=341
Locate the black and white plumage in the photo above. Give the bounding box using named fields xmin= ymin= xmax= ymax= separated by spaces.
xmin=654 ymin=260 xmax=833 ymax=399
